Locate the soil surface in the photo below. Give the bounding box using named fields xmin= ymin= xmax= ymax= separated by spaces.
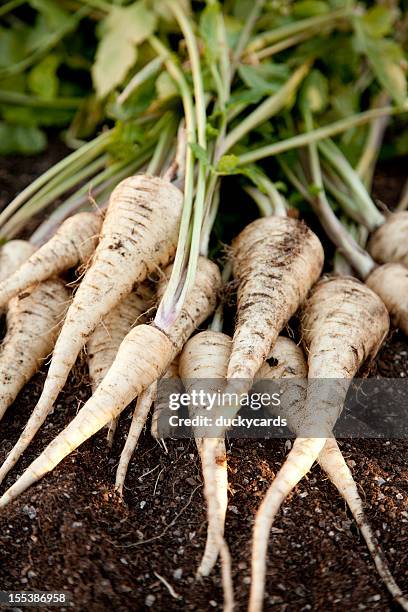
xmin=0 ymin=147 xmax=407 ymax=612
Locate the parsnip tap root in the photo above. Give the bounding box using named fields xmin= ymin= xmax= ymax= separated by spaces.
xmin=253 ymin=337 xmax=407 ymax=611
xmin=0 ymin=212 xmax=102 ymax=309
xmin=318 ymin=439 xmax=408 ymax=611
xmin=6 ymin=175 xmax=183 ymax=477
xmin=0 ymin=279 xmax=70 ymax=426
xmin=228 ymin=216 xmax=324 ymax=384
xmin=151 ymin=357 xmax=181 ymax=439
xmin=115 ymin=382 xmax=157 ymax=496
xmin=0 ymin=256 xmax=221 ymax=506
xmin=87 ymin=283 xmax=154 ymax=445
xmin=366 ymin=263 xmax=408 ymax=336
xmin=0 ymin=240 xmax=35 ymax=285
xmin=179 ymin=330 xmax=232 ymax=577
xmin=249 ymin=276 xmax=389 ymax=612
xmin=368 ymin=212 xmax=408 ymax=267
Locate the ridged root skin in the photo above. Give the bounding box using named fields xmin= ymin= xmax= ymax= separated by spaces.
xmin=0 ymin=240 xmax=35 ymax=285
xmin=250 ymin=277 xmax=389 ymax=612
xmin=228 ymin=216 xmax=324 ymax=383
xmin=368 ymin=212 xmax=408 ymax=267
xmin=0 ymin=212 xmax=102 ymax=309
xmin=255 ymin=338 xmax=407 ymax=610
xmin=0 ymin=256 xmax=220 ymax=507
xmin=0 ymin=279 xmax=69 ymax=423
xmin=115 ymin=381 xmax=157 ymax=495
xmin=180 ymin=330 xmax=232 ymax=577
xmin=151 ymin=357 xmax=181 ymax=439
xmin=302 ymin=275 xmax=389 ymax=379
xmin=366 ymin=263 xmax=408 ymax=336
xmin=318 ymin=439 xmax=408 ymax=610
xmin=10 ymin=175 xmax=183 ymax=469
xmin=250 ymin=436 xmax=326 ymax=612
xmin=87 ymin=282 xmax=153 ymax=446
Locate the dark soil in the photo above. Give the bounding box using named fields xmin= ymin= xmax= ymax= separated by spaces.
xmin=0 ymin=147 xmax=407 ymax=612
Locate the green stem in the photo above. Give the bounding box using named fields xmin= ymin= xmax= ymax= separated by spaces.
xmin=231 ymin=0 xmax=266 ymax=71
xmin=321 ymin=162 xmax=368 ymax=225
xmin=0 ymin=0 xmax=26 ymax=17
xmin=237 ymin=106 xmax=402 ymax=164
xmin=0 ymin=130 xmax=112 ymax=229
xmin=147 ymin=117 xmax=176 ymax=176
xmin=221 ymin=62 xmax=310 ymax=155
xmin=18 ymin=155 xmax=108 ymax=218
xmin=355 ymin=93 xmax=390 ymax=188
xmin=244 ymin=185 xmax=274 ymax=217
xmin=149 ymin=36 xmax=197 ymax=330
xmin=246 ymin=27 xmax=321 ymax=61
xmin=167 ymin=0 xmax=206 ymax=148
xmin=117 ymin=57 xmax=164 ymax=105
xmin=303 ymin=109 xmax=374 ymax=279
xmin=156 ymin=4 xmax=209 ymax=328
xmin=0 ymin=90 xmax=82 ymax=109
xmin=2 ymin=159 xmax=126 ymax=239
xmin=31 ymin=156 xmax=147 ymax=246
xmin=318 ymin=139 xmax=385 ymax=230
xmin=257 ymin=174 xmax=287 ymax=216
xmin=246 ymin=7 xmax=353 ymax=53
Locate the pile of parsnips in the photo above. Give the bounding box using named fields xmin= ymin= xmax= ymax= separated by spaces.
xmin=0 ymin=170 xmax=407 ymax=610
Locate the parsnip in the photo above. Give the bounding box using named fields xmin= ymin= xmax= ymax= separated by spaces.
xmin=248 ymin=276 xmax=389 ymax=611
xmin=368 ymin=212 xmax=408 ymax=267
xmin=228 ymin=216 xmax=324 ymax=384
xmin=251 ymin=336 xmax=407 ymax=611
xmin=179 ymin=330 xmax=232 ymax=577
xmin=87 ymin=283 xmax=154 ymax=445
xmin=0 ymin=279 xmax=69 ymax=424
xmin=2 ymin=175 xmax=183 ymax=479
xmin=0 ymin=256 xmax=220 ymax=506
xmin=0 ymin=240 xmax=35 ymax=285
xmin=0 ymin=212 xmax=102 ymax=309
xmin=366 ymin=263 xmax=408 ymax=336
xmin=151 ymin=357 xmax=181 ymax=439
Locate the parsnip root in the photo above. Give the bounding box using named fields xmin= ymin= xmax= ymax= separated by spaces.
xmin=366 ymin=263 xmax=408 ymax=336
xmin=228 ymin=216 xmax=324 ymax=384
xmin=249 ymin=276 xmax=389 ymax=612
xmin=368 ymin=212 xmax=408 ymax=267
xmin=0 ymin=279 xmax=69 ymax=425
xmin=0 ymin=256 xmax=220 ymax=507
xmin=87 ymin=283 xmax=153 ymax=445
xmin=0 ymin=212 xmax=102 ymax=309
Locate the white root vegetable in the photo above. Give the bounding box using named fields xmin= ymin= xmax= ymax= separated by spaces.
xmin=179 ymin=330 xmax=232 ymax=577
xmin=251 ymin=337 xmax=408 ymax=611
xmin=0 ymin=279 xmax=70 ymax=425
xmin=249 ymin=275 xmax=389 ymax=612
xmin=317 ymin=439 xmax=408 ymax=611
xmin=228 ymin=216 xmax=324 ymax=384
xmin=0 ymin=175 xmax=183 ymax=485
xmin=0 ymin=256 xmax=220 ymax=507
xmin=151 ymin=357 xmax=181 ymax=439
xmin=115 ymin=382 xmax=157 ymax=496
xmin=366 ymin=262 xmax=408 ymax=336
xmin=0 ymin=212 xmax=102 ymax=309
xmin=0 ymin=240 xmax=35 ymax=285
xmin=87 ymin=283 xmax=154 ymax=446
xmin=368 ymin=212 xmax=408 ymax=267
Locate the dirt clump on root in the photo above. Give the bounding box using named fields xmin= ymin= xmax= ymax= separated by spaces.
xmin=0 ymin=154 xmax=407 ymax=611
